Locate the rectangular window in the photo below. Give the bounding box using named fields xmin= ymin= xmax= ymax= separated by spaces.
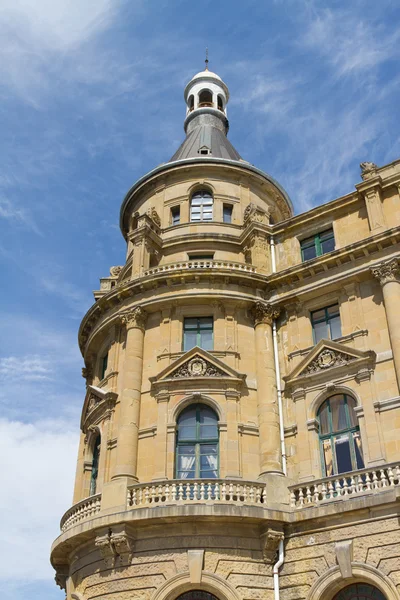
xmin=223 ymin=204 xmax=233 ymax=223
xmin=100 ymin=352 xmax=108 ymax=380
xmin=311 ymin=303 xmax=341 ymax=344
xmin=183 ymin=317 xmax=213 ymax=351
xmin=300 ymin=228 xmax=335 ymax=262
xmin=188 ymin=254 xmax=214 ymax=261
xmin=171 ymin=206 xmax=180 ymax=225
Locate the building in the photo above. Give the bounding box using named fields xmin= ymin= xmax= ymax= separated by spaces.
xmin=51 ymin=65 xmax=400 ymax=600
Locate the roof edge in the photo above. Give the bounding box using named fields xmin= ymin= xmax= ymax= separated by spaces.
xmin=119 ymin=157 xmax=294 ymax=237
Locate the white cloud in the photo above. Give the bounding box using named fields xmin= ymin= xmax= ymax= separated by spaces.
xmin=0 ymin=197 xmax=39 ymax=232
xmin=0 ymin=355 xmax=52 ymax=382
xmin=0 ymin=418 xmax=79 ymax=581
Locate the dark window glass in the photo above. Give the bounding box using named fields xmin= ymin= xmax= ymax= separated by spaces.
xmin=223 ymin=204 xmax=233 ymax=223
xmin=176 ymin=405 xmax=219 ymax=479
xmin=100 ymin=352 xmax=108 ymax=380
xmin=171 ymin=206 xmax=180 ymax=225
xmin=198 ymin=89 xmax=213 ymax=106
xmin=89 ymin=434 xmax=101 ymax=495
xmin=333 ymin=583 xmax=386 ymax=600
xmin=188 ymin=255 xmax=214 ymax=261
xmin=318 ymin=395 xmax=364 ymax=476
xmin=301 ymin=228 xmax=335 ymax=262
xmin=183 ymin=317 xmax=213 ymax=351
xmin=311 ymin=303 xmax=341 ymax=343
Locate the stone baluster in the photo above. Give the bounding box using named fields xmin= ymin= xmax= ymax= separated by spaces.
xmin=112 ymin=307 xmax=147 ymax=483
xmin=252 ymin=302 xmax=282 ymax=478
xmin=371 ymin=259 xmax=400 ymax=390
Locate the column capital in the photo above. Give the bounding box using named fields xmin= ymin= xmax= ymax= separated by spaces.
xmin=252 ymin=302 xmax=280 ymax=327
xmin=120 ymin=306 xmax=147 ymax=330
xmin=371 ymin=258 xmax=400 ymax=286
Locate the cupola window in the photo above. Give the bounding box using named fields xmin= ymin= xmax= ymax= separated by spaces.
xmin=176 ymin=404 xmax=219 ymax=479
xmin=190 ymin=190 xmax=213 ymax=222
xmin=188 ymin=95 xmax=194 ymax=112
xmin=217 ymin=95 xmax=223 ymax=111
xmin=198 ymin=89 xmax=213 ymax=108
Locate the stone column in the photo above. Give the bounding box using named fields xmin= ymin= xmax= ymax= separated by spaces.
xmin=371 ymin=259 xmax=400 ymax=391
xmin=112 ymin=306 xmax=147 ymax=482
xmin=253 ymin=302 xmax=282 ymax=477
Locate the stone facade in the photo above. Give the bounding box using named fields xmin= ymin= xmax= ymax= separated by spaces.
xmin=51 ymin=68 xmax=400 ymax=600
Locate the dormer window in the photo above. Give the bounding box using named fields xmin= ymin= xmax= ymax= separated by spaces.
xmin=190 ymin=190 xmax=213 ymax=221
xmin=199 ymin=146 xmax=211 ymax=155
xmin=198 ymin=89 xmax=213 ymax=108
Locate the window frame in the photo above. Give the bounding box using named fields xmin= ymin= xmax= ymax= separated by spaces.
xmin=190 ymin=190 xmax=214 ymax=222
xmin=183 ymin=316 xmax=213 ymax=352
xmin=317 ymin=394 xmax=364 ymax=477
xmin=300 ymin=228 xmax=335 ymax=262
xmin=171 ymin=205 xmax=180 ymax=226
xmin=175 ymin=404 xmax=219 ymax=479
xmin=223 ymin=203 xmax=233 ymax=223
xmin=311 ymin=303 xmax=341 ymax=343
xmin=100 ymin=352 xmax=108 ymax=380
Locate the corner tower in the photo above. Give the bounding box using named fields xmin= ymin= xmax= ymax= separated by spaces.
xmin=52 ymin=63 xmax=400 ymax=600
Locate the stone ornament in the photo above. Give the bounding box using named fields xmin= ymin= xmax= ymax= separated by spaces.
xmin=120 ymin=306 xmax=147 ymax=330
xmin=305 ymin=348 xmax=353 ymax=374
xmin=170 ymin=357 xmax=225 ymax=379
xmin=252 ymin=302 xmax=280 ymax=326
xmin=371 ymin=258 xmax=400 ymax=285
xmin=360 ymin=161 xmax=378 ymax=180
xmin=243 ymin=202 xmax=269 ymax=224
xmin=95 ymin=526 xmax=134 ymax=568
xmin=147 ymin=206 xmax=161 ymax=227
xmin=110 ymin=265 xmax=123 ymax=277
xmin=260 ymin=526 xmax=284 ymax=563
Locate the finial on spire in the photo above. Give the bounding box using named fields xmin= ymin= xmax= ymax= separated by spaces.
xmin=205 ymin=47 xmax=209 ymax=71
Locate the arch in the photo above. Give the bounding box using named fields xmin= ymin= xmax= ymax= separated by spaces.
xmin=151 ymin=572 xmax=241 ymax=600
xmin=198 ymin=89 xmax=213 ymax=107
xmin=217 ymin=95 xmax=224 ymax=111
xmin=176 ymin=592 xmax=219 ymax=600
xmin=307 ymin=563 xmax=398 ymax=600
xmin=170 ymin=394 xmax=225 ymax=423
xmin=333 ymin=583 xmax=386 ymax=599
xmin=309 ymin=384 xmax=362 ymax=421
xmin=187 ymin=181 xmax=216 ymax=195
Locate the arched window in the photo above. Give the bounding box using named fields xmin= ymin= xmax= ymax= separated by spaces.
xmin=217 ymin=95 xmax=223 ymax=111
xmin=190 ymin=190 xmax=213 ymax=222
xmin=176 ymin=404 xmax=218 ymax=479
xmin=89 ymin=433 xmax=101 ymax=495
xmin=188 ymin=95 xmax=194 ymax=112
xmin=333 ymin=583 xmax=386 ymax=599
xmin=176 ymin=593 xmax=220 ymax=600
xmin=318 ymin=394 xmax=364 ymax=477
xmin=198 ymin=89 xmax=213 ymax=107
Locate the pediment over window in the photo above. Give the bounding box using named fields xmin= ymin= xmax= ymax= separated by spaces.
xmin=150 ymin=347 xmax=246 ymax=391
xmin=81 ymin=385 xmax=118 ymax=431
xmin=284 ymin=339 xmax=375 ymax=388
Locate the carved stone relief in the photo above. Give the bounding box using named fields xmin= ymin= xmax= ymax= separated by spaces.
xmin=304 ymin=348 xmax=355 ymax=375
xmin=170 ymin=357 xmax=226 ymax=379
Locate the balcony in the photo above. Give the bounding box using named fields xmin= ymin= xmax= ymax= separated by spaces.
xmin=60 ymin=479 xmax=267 ymax=533
xmin=289 ymin=462 xmax=400 ymax=508
xmin=143 ymin=259 xmax=256 ymax=277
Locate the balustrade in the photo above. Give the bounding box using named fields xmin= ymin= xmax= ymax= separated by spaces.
xmin=143 ymin=260 xmax=256 ymax=277
xmin=60 ymin=494 xmax=101 ymax=532
xmin=289 ymin=463 xmax=400 ymax=508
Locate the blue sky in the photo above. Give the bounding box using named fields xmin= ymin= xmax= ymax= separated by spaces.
xmin=1 ymin=1 xmax=399 ymax=598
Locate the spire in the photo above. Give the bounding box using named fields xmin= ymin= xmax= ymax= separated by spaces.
xmin=169 ymin=66 xmax=243 ymax=162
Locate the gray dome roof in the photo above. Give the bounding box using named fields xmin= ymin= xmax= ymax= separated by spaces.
xmin=170 ymin=123 xmax=242 ymax=162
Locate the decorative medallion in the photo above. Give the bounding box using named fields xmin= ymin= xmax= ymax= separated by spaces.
xmin=305 ymin=349 xmax=352 ymax=374
xmin=170 ymin=356 xmax=226 ymax=379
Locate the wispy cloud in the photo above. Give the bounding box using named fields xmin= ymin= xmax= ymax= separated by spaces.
xmin=0 ymin=418 xmax=78 ymax=581
xmin=0 ymin=355 xmax=52 ymax=382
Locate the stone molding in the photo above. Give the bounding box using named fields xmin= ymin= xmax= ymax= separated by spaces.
xmin=371 ymin=258 xmax=400 ymax=285
xmin=187 ymin=549 xmax=204 ymax=584
xmin=252 ymin=301 xmax=280 ymax=326
xmin=80 ymin=385 xmax=118 ymax=432
xmin=95 ymin=525 xmax=135 ymax=568
xmin=335 ymin=540 xmax=353 ymax=579
xmin=54 ymin=564 xmax=69 ymax=591
xmin=120 ymin=306 xmax=147 ymax=330
xmin=260 ymin=524 xmax=284 ymax=563
xmin=374 ymin=396 xmax=400 ymax=413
